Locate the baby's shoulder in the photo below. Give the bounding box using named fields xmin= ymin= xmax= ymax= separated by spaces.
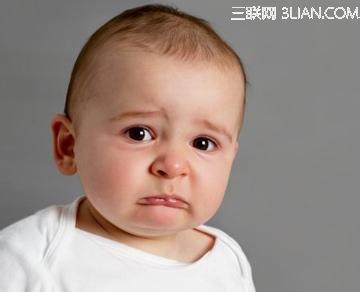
xmin=199 ymin=224 xmax=243 ymax=248
xmin=0 ymin=204 xmax=67 ymax=260
xmin=0 ymin=205 xmax=66 ymax=290
xmin=199 ymin=224 xmax=254 ymax=278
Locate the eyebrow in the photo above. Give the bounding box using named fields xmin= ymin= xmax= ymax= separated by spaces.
xmin=110 ymin=110 xmax=169 ymax=121
xmin=110 ymin=110 xmax=233 ymax=143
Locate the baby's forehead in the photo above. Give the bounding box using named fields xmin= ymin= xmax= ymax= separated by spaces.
xmin=80 ymin=43 xmax=244 ymax=107
xmin=101 ymin=50 xmax=241 ymax=90
xmin=90 ymin=40 xmax=243 ymax=77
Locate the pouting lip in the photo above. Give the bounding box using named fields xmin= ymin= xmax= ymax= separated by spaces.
xmin=140 ymin=194 xmax=189 ymax=205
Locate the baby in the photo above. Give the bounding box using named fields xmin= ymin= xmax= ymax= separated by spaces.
xmin=0 ymin=4 xmax=255 ymax=291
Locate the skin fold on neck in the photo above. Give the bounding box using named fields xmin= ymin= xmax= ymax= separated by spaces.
xmin=75 ymin=197 xmax=216 ymax=263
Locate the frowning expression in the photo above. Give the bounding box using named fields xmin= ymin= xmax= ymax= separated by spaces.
xmin=72 ymin=48 xmax=244 ymax=238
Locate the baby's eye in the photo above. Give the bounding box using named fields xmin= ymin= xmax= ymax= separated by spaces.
xmin=192 ymin=137 xmax=217 ymax=152
xmin=124 ymin=128 xmax=217 ymax=151
xmin=125 ymin=126 xmax=153 ymax=141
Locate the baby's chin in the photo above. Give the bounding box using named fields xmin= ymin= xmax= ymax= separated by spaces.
xmin=118 ymin=218 xmax=195 ymax=239
xmin=82 ymin=195 xmax=206 ymax=240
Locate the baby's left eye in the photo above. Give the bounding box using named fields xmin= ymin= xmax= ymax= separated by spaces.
xmin=192 ymin=137 xmax=217 ymax=152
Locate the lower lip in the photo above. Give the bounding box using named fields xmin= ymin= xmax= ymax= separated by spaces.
xmin=138 ymin=197 xmax=188 ymax=209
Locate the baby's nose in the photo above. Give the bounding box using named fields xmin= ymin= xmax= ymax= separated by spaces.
xmin=149 ymin=148 xmax=190 ymax=179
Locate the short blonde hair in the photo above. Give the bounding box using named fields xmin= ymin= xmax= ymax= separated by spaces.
xmin=64 ymin=4 xmax=248 ymax=135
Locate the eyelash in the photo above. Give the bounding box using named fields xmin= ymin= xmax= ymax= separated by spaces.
xmin=123 ymin=125 xmax=219 ymax=152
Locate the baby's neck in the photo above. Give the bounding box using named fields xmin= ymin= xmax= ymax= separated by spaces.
xmin=75 ymin=198 xmax=215 ymax=263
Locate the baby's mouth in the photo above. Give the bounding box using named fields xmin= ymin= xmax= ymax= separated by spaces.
xmin=138 ymin=194 xmax=189 ymax=209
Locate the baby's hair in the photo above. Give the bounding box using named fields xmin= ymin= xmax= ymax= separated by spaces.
xmin=64 ymin=3 xmax=248 ymax=135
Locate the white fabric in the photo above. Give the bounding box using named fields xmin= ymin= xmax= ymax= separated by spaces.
xmin=0 ymin=195 xmax=256 ymax=292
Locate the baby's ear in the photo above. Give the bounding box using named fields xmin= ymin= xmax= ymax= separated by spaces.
xmin=50 ymin=114 xmax=77 ymax=175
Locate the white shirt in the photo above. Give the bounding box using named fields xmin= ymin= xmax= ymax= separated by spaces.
xmin=0 ymin=195 xmax=256 ymax=291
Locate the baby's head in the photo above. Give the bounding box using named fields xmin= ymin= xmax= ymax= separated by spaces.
xmin=51 ymin=4 xmax=247 ymax=241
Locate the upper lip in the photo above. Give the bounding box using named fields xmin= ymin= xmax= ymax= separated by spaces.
xmin=143 ymin=194 xmax=188 ymax=204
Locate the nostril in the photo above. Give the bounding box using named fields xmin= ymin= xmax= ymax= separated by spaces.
xmin=157 ymin=170 xmax=167 ymax=176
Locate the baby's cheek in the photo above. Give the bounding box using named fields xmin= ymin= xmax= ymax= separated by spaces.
xmin=210 ymin=158 xmax=232 ymax=183
xmin=93 ymin=155 xmax=136 ymax=192
xmin=200 ymin=162 xmax=231 ymax=202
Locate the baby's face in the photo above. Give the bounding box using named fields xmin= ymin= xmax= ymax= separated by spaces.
xmin=71 ymin=48 xmax=244 ymax=238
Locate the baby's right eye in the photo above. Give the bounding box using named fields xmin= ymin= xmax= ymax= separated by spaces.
xmin=125 ymin=126 xmax=153 ymax=141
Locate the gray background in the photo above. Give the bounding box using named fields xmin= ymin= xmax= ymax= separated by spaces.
xmin=1 ymin=0 xmax=359 ymax=291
